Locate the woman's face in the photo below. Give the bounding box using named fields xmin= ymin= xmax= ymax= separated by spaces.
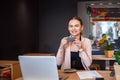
xmin=68 ymin=19 xmax=83 ymax=36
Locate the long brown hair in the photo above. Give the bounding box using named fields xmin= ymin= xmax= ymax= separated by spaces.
xmin=68 ymin=16 xmax=83 ymax=26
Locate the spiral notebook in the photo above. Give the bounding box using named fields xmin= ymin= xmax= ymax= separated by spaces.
xmin=77 ymin=71 xmax=103 ymax=79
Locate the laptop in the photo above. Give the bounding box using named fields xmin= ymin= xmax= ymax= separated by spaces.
xmin=18 ymin=56 xmax=68 ymax=80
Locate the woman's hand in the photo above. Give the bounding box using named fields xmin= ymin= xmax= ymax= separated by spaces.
xmin=73 ymin=38 xmax=82 ymax=49
xmin=61 ymin=37 xmax=68 ymax=47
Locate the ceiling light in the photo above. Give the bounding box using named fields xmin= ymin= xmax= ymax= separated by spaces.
xmin=108 ymin=3 xmax=112 ymax=5
xmin=99 ymin=3 xmax=103 ymax=5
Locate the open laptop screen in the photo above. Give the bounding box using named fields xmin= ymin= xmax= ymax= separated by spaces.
xmin=18 ymin=56 xmax=59 ymax=80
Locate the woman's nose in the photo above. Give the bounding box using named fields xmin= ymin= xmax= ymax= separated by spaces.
xmin=72 ymin=26 xmax=76 ymax=30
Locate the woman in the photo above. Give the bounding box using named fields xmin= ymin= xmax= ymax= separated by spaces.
xmin=56 ymin=16 xmax=92 ymax=70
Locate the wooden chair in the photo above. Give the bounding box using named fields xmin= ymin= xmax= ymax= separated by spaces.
xmin=90 ymin=64 xmax=100 ymax=70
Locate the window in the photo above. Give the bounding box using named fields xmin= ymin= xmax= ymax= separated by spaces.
xmin=90 ymin=20 xmax=120 ymax=41
xmin=89 ymin=18 xmax=120 ymax=50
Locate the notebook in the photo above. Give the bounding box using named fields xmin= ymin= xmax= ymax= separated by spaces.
xmin=18 ymin=56 xmax=67 ymax=80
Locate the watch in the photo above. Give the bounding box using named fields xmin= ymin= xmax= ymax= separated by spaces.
xmin=79 ymin=48 xmax=83 ymax=52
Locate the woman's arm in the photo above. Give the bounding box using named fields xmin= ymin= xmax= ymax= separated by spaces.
xmin=80 ymin=38 xmax=92 ymax=68
xmin=56 ymin=37 xmax=68 ymax=66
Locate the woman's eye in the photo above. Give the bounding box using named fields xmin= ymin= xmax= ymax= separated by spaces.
xmin=69 ymin=24 xmax=80 ymax=28
xmin=75 ymin=25 xmax=79 ymax=27
xmin=69 ymin=25 xmax=73 ymax=28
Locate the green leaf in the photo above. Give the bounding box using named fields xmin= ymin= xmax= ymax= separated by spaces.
xmin=105 ymin=44 xmax=114 ymax=50
xmin=115 ymin=50 xmax=120 ymax=65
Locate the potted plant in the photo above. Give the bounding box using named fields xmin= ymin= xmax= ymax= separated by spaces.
xmin=104 ymin=44 xmax=114 ymax=58
xmin=115 ymin=50 xmax=120 ymax=65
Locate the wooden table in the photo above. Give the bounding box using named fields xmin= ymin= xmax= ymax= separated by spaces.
xmin=92 ymin=55 xmax=115 ymax=70
xmin=114 ymin=65 xmax=120 ymax=80
xmin=23 ymin=53 xmax=56 ymax=56
xmin=59 ymin=70 xmax=114 ymax=80
xmin=0 ymin=60 xmax=22 ymax=80
xmin=15 ymin=70 xmax=115 ymax=80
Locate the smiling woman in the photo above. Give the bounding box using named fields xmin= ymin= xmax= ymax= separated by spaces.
xmin=56 ymin=16 xmax=92 ymax=70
